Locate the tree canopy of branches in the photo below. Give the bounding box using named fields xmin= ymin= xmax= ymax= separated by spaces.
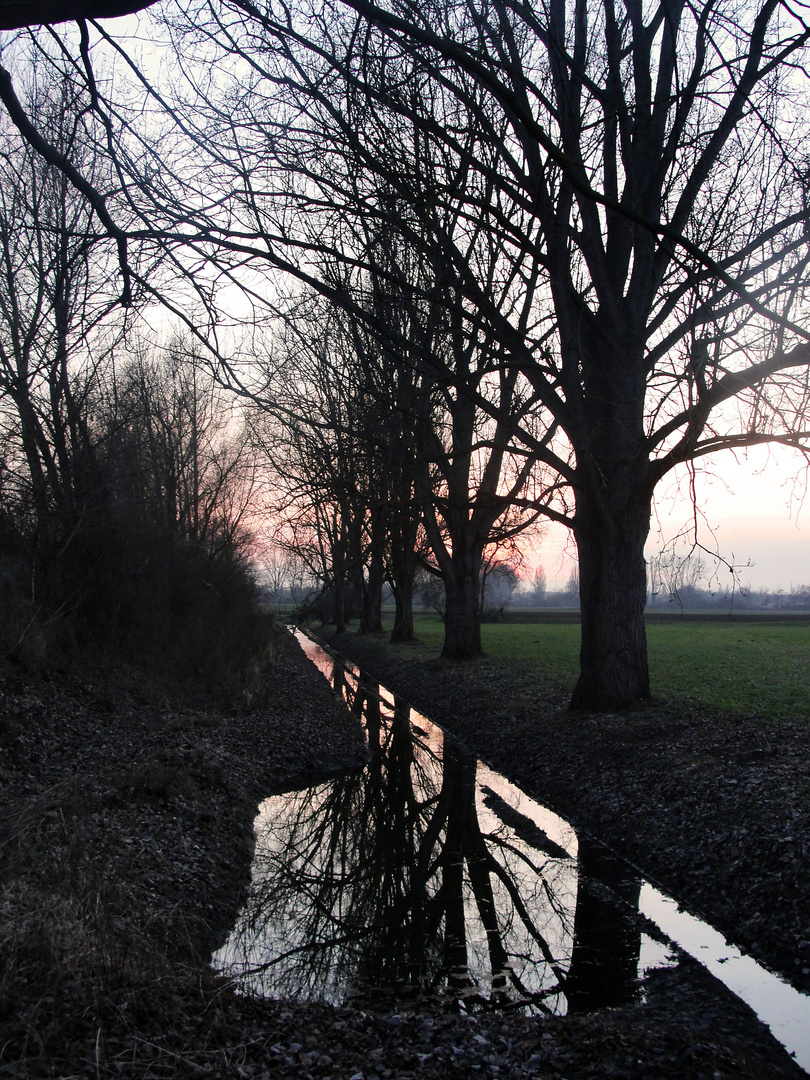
xmin=0 ymin=76 xmax=262 ymax=678
xmin=138 ymin=0 xmax=810 ymax=707
xmin=4 ymin=0 xmax=810 ymax=709
xmin=89 ymin=338 xmax=265 ymax=673
xmin=0 ymin=67 xmax=130 ymax=604
xmin=255 ymin=255 xmax=545 ymax=655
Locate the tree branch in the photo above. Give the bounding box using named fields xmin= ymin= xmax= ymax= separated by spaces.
xmin=649 ymin=341 xmax=810 ymax=479
xmin=334 ymin=0 xmax=810 ymax=343
xmin=0 ymin=61 xmax=132 ymax=306
xmin=0 ymin=0 xmax=155 ymax=31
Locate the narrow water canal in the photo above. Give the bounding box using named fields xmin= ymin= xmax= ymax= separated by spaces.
xmin=214 ymin=632 xmax=810 ymax=1073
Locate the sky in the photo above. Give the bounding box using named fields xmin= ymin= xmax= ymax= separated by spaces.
xmin=537 ymin=445 xmax=809 ymax=593
xmin=73 ymin=17 xmax=809 ymax=599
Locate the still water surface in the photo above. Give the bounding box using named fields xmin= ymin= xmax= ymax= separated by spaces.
xmin=214 ymin=632 xmax=810 ymax=1071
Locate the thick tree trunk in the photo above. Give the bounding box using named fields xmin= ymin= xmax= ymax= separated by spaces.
xmin=570 ymin=492 xmax=651 ymax=710
xmin=333 ymin=583 xmax=347 ymax=635
xmin=390 ymin=579 xmax=415 ymax=643
xmin=360 ymin=551 xmax=384 ymax=633
xmin=388 ymin=522 xmax=418 ymax=643
xmin=15 ymin=395 xmax=62 ymax=603
xmin=331 ymin=525 xmax=349 ymax=634
xmin=442 ymin=556 xmax=482 ymax=659
xmin=331 ymin=569 xmax=348 ymax=635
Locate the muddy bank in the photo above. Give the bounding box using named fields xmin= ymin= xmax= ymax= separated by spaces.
xmin=0 ymin=627 xmax=806 ymax=1078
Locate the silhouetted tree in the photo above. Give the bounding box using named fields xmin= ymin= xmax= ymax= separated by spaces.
xmin=8 ymin=0 xmax=810 ymax=707
xmin=153 ymin=0 xmax=810 ymax=705
xmin=0 ymin=71 xmax=130 ymax=605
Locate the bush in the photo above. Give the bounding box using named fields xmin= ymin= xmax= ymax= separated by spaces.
xmin=0 ymin=508 xmax=277 ymax=701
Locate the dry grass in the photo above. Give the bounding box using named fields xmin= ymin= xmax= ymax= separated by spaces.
xmin=0 ymin=622 xmax=368 ymax=1079
xmin=0 ymin=761 xmax=259 ymax=1078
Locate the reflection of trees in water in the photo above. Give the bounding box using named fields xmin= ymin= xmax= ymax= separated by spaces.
xmin=566 ymin=837 xmax=642 ymax=1012
xmin=217 ymin=658 xmax=641 ymax=1014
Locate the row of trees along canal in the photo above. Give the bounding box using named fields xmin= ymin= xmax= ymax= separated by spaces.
xmin=1 ymin=0 xmax=810 ymax=709
xmin=0 ymin=74 xmax=265 ymax=676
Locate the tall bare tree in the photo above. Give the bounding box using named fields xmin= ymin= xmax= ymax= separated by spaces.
xmin=143 ymin=0 xmax=810 ymax=706
xmin=7 ymin=0 xmax=810 ymax=706
xmin=103 ymin=338 xmax=257 ymax=558
xmin=321 ymin=0 xmax=810 ymax=707
xmin=0 ymin=69 xmax=129 ymax=601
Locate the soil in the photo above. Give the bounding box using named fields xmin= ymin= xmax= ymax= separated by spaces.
xmin=1 ymin=624 xmax=808 ymax=1079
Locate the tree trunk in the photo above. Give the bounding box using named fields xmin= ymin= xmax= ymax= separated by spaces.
xmin=570 ymin=491 xmax=651 ymax=710
xmin=331 ymin=523 xmax=349 ymax=634
xmin=442 ymin=556 xmax=483 ymax=659
xmin=388 ymin=511 xmax=419 ymax=643
xmin=333 ymin=579 xmax=347 ymax=635
xmin=360 ymin=549 xmax=384 ymax=633
xmin=390 ymin=578 xmax=415 ymax=643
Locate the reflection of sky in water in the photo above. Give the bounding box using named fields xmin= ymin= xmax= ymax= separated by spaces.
xmin=214 ymin=719 xmax=582 ymax=1012
xmin=215 ymin=636 xmax=647 ymax=1016
xmin=641 ymin=886 xmax=810 ymax=1073
xmin=215 ymin=634 xmax=810 ymax=1073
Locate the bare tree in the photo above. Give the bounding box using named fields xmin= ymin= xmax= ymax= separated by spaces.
xmin=84 ymin=334 xmax=265 ymax=670
xmin=252 ymin=311 xmax=370 ymax=632
xmin=479 ymin=558 xmax=518 ymax=620
xmin=7 ymin=0 xmax=810 ymax=707
xmin=324 ymin=0 xmax=810 ymax=708
xmin=0 ymin=69 xmax=130 ymax=602
xmin=102 ymin=337 xmax=257 ymax=558
xmin=564 ymin=570 xmax=580 ymax=607
xmin=254 ymin=234 xmax=545 ymax=653
xmin=532 ymin=565 xmax=547 ymax=604
xmin=338 ymin=219 xmax=547 ymax=654
xmin=409 ymin=309 xmax=543 ymax=655
xmin=148 ymin=0 xmax=810 ymax=706
xmin=649 ymin=548 xmax=706 ymax=615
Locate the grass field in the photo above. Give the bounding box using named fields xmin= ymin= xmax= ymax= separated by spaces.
xmin=372 ymin=611 xmax=810 ymax=721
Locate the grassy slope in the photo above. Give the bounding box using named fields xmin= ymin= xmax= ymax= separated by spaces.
xmin=390 ymin=612 xmax=810 ymax=721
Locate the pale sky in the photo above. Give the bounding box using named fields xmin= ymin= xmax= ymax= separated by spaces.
xmin=537 ymin=445 xmax=810 ymax=593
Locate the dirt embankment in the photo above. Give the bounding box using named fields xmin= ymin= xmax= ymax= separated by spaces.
xmin=0 ymin=627 xmax=807 ymax=1079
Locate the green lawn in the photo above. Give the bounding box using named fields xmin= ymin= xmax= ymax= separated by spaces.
xmin=398 ymin=612 xmax=810 ymax=721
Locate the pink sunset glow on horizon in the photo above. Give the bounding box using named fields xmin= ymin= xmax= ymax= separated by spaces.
xmin=534 ymin=445 xmax=809 ymax=592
